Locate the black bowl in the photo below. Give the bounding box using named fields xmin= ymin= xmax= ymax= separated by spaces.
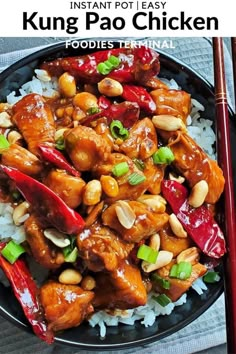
xmin=0 ymin=39 xmax=233 ymax=350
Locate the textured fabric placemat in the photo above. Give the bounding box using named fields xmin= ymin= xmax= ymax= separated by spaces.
xmin=0 ymin=37 xmax=232 ymax=354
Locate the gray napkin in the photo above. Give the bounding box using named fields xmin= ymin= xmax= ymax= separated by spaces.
xmin=0 ymin=37 xmax=232 ymax=354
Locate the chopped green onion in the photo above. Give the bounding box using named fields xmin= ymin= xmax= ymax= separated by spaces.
xmin=97 ymin=62 xmax=111 ymax=75
xmin=151 ymin=273 xmax=171 ymax=290
xmin=133 ymin=158 xmax=145 ymax=171
xmin=112 ymin=162 xmax=129 ymax=177
xmin=1 ymin=240 xmax=25 ymax=264
xmin=128 ymin=172 xmax=146 ymax=186
xmin=0 ymin=134 xmax=10 ymax=152
xmin=152 ymin=147 xmax=175 ymax=165
xmin=55 ymin=137 xmax=65 ymax=151
xmin=97 ymin=55 xmax=121 ymax=75
xmin=63 ymin=246 xmax=78 ymax=263
xmin=152 ymin=294 xmax=172 ymax=307
xmin=110 ymin=120 xmax=129 ymax=140
xmin=203 ymin=271 xmax=220 ymax=283
xmin=137 ymin=244 xmax=159 ymax=264
xmin=170 ymin=261 xmax=192 ymax=280
xmin=87 ymin=106 xmax=100 ymax=115
xmin=108 ymin=55 xmax=121 ymax=67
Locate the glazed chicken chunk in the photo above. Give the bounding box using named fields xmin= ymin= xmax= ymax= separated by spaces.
xmin=12 ymin=94 xmax=55 ymax=156
xmin=24 ymin=215 xmax=64 ymax=269
xmin=77 ymin=222 xmax=134 ymax=272
xmin=64 ymin=125 xmax=111 ymax=172
xmin=168 ymin=132 xmax=225 ymax=203
xmin=40 ymin=281 xmax=94 ymax=331
xmin=102 ymin=200 xmax=169 ymax=243
xmin=93 ymin=261 xmax=147 ymax=309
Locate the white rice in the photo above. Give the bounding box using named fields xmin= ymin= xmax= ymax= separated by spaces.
xmin=1 ymin=71 xmax=213 ymax=337
xmin=0 ymin=202 xmax=26 ymax=244
xmin=7 ymin=70 xmax=59 ymax=105
xmin=89 ymin=292 xmax=187 ymax=336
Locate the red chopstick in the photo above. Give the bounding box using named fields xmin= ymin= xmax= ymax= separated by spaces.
xmin=231 ymin=38 xmax=236 ymax=112
xmin=212 ymin=37 xmax=236 ymax=354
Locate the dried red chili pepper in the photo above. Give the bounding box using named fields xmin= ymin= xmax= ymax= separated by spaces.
xmin=0 ymin=242 xmax=54 ymax=344
xmin=161 ymin=180 xmax=226 ymax=259
xmin=81 ymin=101 xmax=140 ymax=128
xmin=41 ymin=46 xmax=160 ymax=85
xmin=38 ymin=145 xmax=80 ymax=177
xmin=98 ymin=95 xmax=111 ymax=110
xmin=0 ymin=165 xmax=85 ymax=234
xmin=121 ymin=85 xmax=156 ymax=114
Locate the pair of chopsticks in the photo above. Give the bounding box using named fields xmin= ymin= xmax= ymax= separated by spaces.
xmin=212 ymin=38 xmax=236 ymax=354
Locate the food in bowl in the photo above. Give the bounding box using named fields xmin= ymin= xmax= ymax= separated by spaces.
xmin=0 ymin=44 xmax=226 ymax=344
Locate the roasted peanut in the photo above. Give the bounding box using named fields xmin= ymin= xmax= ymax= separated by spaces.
xmin=115 ymin=200 xmax=136 ymax=229
xmin=73 ymin=92 xmax=98 ymax=112
xmin=54 ymin=128 xmax=69 ymax=142
xmin=12 ymin=201 xmax=30 ymax=226
xmin=83 ymin=180 xmax=102 ymax=206
xmin=149 ymin=233 xmax=160 ymax=251
xmin=98 ymin=78 xmax=123 ymax=97
xmin=59 ymin=269 xmax=82 ymax=285
xmin=169 ymin=213 xmax=188 ymax=238
xmin=100 ymin=175 xmax=119 ymax=197
xmin=55 ymin=107 xmax=65 ymax=118
xmin=0 ymin=112 xmax=13 ymax=128
xmin=81 ymin=275 xmax=96 ymax=290
xmin=177 ymin=247 xmax=200 ymax=265
xmin=188 ymin=180 xmax=209 ymax=208
xmin=152 ymin=115 xmax=185 ymax=131
xmin=137 ymin=195 xmax=166 ymax=213
xmin=58 ymin=72 xmax=76 ymax=98
xmin=55 ymin=252 xmax=65 ymax=265
xmin=44 ymin=228 xmax=70 ymax=248
xmin=72 ymin=107 xmax=86 ymax=121
xmin=7 ymin=130 xmax=23 ymax=145
xmin=169 ymin=172 xmax=185 ymax=184
xmin=0 ymin=103 xmax=11 ymax=112
xmin=141 ymin=250 xmax=173 ymax=273
xmin=64 ymin=106 xmax=74 ymax=117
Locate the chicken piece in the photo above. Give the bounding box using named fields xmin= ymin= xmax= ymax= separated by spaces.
xmin=159 ymin=224 xmax=193 ymax=257
xmin=93 ymin=153 xmax=149 ymax=203
xmin=24 ymin=215 xmax=63 ymax=269
xmin=102 ymin=200 xmax=169 ymax=243
xmin=40 ymin=281 xmax=94 ymax=332
xmin=145 ymin=77 xmax=169 ymax=90
xmin=43 ymin=169 xmax=85 ymax=209
xmin=93 ymin=260 xmax=147 ymax=309
xmin=12 ymin=94 xmax=55 ymax=156
xmin=94 ymin=120 xmax=114 ymax=150
xmin=64 ymin=125 xmax=111 ymax=171
xmin=1 ymin=143 xmax=43 ymax=176
xmin=143 ymin=157 xmax=165 ymax=195
xmin=77 ymin=222 xmax=134 ymax=272
xmin=120 ymin=118 xmax=158 ymax=160
xmin=150 ymin=88 xmax=191 ymax=122
xmin=154 ymin=262 xmax=207 ymax=301
xmin=168 ymin=132 xmax=225 ymax=204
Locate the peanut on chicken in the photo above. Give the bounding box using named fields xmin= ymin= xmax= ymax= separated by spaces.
xmin=102 ymin=200 xmax=169 ymax=243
